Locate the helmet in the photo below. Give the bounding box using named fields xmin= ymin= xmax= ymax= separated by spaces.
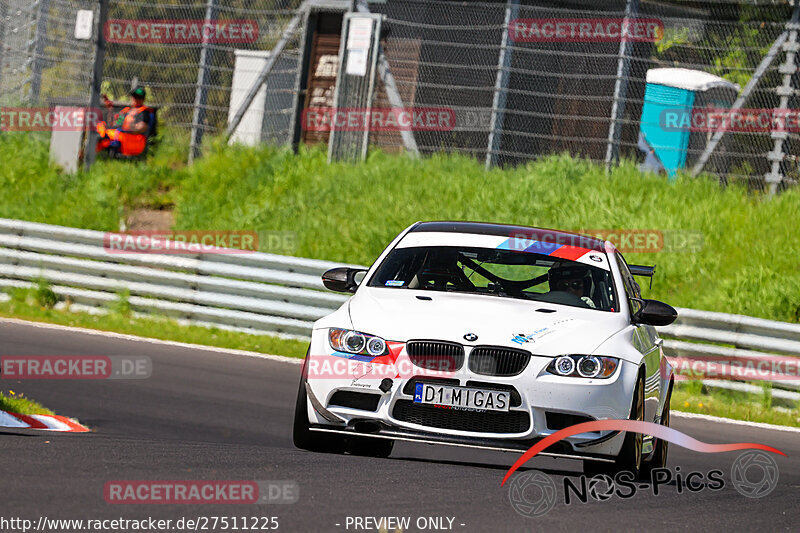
xmin=548 ymin=265 xmax=592 ymax=293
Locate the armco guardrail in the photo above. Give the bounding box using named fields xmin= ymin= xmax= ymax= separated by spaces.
xmin=0 ymin=218 xmax=797 ymax=401
xmin=658 ymin=309 xmax=800 ymax=399
xmin=0 ymin=218 xmax=354 ymax=338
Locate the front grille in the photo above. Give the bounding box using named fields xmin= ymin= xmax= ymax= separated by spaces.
xmin=328 ymin=391 xmax=381 ymax=412
xmin=407 ymin=340 xmax=465 ymax=372
xmin=468 ymin=346 xmax=531 ymax=376
xmin=392 ymin=400 xmax=530 ymax=433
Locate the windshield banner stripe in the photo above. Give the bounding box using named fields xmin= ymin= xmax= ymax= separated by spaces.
xmin=550 ymin=245 xmax=589 ymax=261
xmin=499 ymin=237 xmax=588 ymax=258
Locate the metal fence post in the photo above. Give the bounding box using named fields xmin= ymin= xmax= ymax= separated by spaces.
xmin=328 ymin=13 xmax=382 ymax=162
xmin=355 ymin=0 xmax=419 ymax=157
xmin=29 ymin=0 xmax=51 ymax=103
xmin=84 ymin=0 xmax=109 ymax=171
xmin=604 ymin=0 xmax=639 ymax=171
xmin=485 ymin=0 xmax=518 ymax=170
xmin=226 ymin=7 xmax=305 ymax=140
xmin=766 ymin=3 xmax=800 ymax=195
xmin=188 ymin=0 xmax=219 ymax=163
xmin=0 ymin=0 xmax=7 ymax=98
xmin=691 ymin=30 xmax=790 ymax=177
xmin=288 ymin=8 xmax=312 ymax=150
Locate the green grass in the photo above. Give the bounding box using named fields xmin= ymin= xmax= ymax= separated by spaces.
xmin=0 ymin=128 xmax=189 ymax=230
xmin=0 ymin=390 xmax=56 ymax=416
xmin=1 ymin=132 xmax=799 ymax=324
xmin=0 ymin=288 xmax=309 ymax=358
xmin=173 ymin=143 xmax=800 ymax=322
xmin=673 ymin=382 xmax=800 ymax=427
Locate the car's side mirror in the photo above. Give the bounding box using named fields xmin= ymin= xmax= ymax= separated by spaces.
xmin=321 ymin=267 xmax=366 ymax=293
xmin=631 ymin=298 xmax=677 ymax=326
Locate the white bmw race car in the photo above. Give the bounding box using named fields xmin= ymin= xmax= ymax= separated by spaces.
xmin=294 ymin=222 xmax=677 ymax=477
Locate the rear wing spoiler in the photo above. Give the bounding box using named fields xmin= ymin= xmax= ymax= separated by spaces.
xmin=629 ymin=264 xmax=656 ymax=289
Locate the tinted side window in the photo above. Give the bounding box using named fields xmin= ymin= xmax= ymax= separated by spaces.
xmin=615 ymin=253 xmax=642 ymax=315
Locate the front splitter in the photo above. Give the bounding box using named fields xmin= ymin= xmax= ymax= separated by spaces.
xmin=309 ymin=424 xmax=615 ymax=463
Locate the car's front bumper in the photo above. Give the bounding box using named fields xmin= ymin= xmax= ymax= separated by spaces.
xmin=308 ymin=422 xmax=618 ymax=463
xmin=303 ymin=333 xmax=640 ymax=459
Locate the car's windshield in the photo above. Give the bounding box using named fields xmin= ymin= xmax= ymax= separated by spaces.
xmin=368 ymin=246 xmax=617 ymax=312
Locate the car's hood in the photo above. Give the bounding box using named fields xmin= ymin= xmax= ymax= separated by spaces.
xmin=347 ymin=288 xmax=627 ymax=356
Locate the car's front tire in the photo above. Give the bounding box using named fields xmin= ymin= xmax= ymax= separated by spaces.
xmin=641 ymin=380 xmax=672 ymax=477
xmin=584 ymin=372 xmax=644 ymax=478
xmin=292 ymin=356 xmax=394 ymax=458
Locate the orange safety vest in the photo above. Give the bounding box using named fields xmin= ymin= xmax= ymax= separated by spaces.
xmin=117 ymin=106 xmax=151 ymax=155
xmin=96 ymin=106 xmax=151 ymax=156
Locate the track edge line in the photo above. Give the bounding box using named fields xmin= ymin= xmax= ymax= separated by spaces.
xmin=673 ymin=410 xmax=800 ymax=434
xmin=0 ymin=316 xmax=303 ymax=365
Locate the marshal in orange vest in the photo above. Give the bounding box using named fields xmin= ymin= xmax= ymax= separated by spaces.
xmin=96 ymin=87 xmax=154 ymax=157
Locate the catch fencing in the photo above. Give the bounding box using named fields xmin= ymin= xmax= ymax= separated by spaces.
xmin=1 ymin=0 xmax=798 ymax=189
xmin=0 ymin=217 xmax=797 ymax=404
xmin=0 ymin=0 xmax=305 ymax=159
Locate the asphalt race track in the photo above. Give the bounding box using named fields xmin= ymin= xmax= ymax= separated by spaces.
xmin=1 ymin=318 xmax=798 ymax=532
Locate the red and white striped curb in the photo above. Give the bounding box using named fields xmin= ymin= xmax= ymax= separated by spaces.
xmin=0 ymin=409 xmax=89 ymax=432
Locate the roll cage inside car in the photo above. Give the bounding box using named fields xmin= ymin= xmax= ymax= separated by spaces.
xmin=367 ymin=245 xmax=619 ymax=312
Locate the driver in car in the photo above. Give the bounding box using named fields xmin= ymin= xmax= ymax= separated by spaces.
xmin=549 ymin=265 xmax=596 ymax=309
xmin=413 ymin=249 xmax=469 ymax=290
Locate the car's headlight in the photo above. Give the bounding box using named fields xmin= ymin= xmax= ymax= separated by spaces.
xmin=547 ymin=355 xmax=618 ymax=379
xmin=329 ymin=328 xmax=389 ymax=356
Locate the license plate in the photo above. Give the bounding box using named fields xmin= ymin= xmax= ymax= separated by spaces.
xmin=413 ymin=383 xmax=510 ymax=412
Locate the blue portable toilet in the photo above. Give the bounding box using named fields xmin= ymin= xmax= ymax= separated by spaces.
xmin=639 ymin=68 xmax=739 ymax=178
